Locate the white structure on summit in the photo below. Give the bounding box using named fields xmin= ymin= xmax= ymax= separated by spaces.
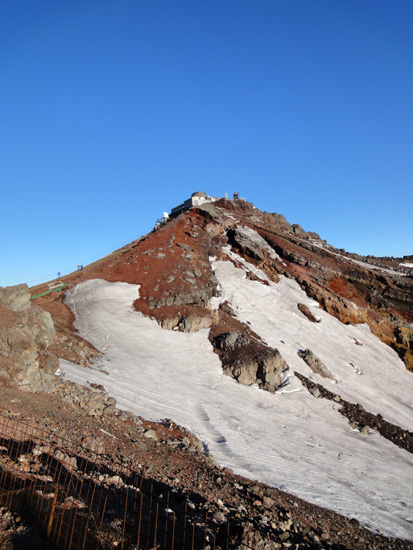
xmin=170 ymin=191 xmax=219 ymax=216
xmin=154 ymin=211 xmax=169 ymax=230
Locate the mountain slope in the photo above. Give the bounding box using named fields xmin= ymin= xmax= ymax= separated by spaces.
xmin=34 ymin=197 xmax=412 ymax=541
xmin=55 ymin=198 xmax=413 ymax=372
xmin=5 ymin=196 xmax=412 ymax=545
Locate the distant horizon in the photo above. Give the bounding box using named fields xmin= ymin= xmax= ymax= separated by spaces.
xmin=1 ymin=1 xmax=412 ymax=286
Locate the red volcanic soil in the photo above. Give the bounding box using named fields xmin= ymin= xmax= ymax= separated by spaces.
xmin=84 ymin=211 xmax=217 ymax=323
xmin=328 ymin=276 xmax=368 ymax=308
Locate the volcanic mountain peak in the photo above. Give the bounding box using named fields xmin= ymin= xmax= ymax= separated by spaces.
xmin=67 ymin=196 xmax=411 ymax=371
xmin=1 ymin=196 xmax=413 ymax=545
xmin=23 ymin=196 xmax=413 ymax=392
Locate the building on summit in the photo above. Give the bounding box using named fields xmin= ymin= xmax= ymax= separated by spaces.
xmin=170 ymin=191 xmax=219 ymax=217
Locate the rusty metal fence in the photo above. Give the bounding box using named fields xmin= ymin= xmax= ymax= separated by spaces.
xmin=0 ymin=416 xmax=238 ymax=549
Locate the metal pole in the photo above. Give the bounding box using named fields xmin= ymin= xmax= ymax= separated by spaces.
xmin=46 ymin=486 xmax=59 ymax=539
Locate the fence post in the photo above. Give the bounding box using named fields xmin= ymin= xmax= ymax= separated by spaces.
xmin=47 ymin=486 xmax=59 ymax=538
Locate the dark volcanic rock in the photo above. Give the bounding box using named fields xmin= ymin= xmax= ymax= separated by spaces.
xmin=212 ymin=331 xmax=289 ymax=391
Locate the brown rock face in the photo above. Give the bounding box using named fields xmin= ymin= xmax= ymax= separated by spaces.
xmin=0 ymin=284 xmax=31 ymax=312
xmin=297 ymin=303 xmax=319 ymax=323
xmin=393 ymin=327 xmax=413 ymax=370
xmin=214 ymin=331 xmax=289 ymax=390
xmin=217 ymin=203 xmax=412 ymax=372
xmin=0 ymin=285 xmax=57 ymax=391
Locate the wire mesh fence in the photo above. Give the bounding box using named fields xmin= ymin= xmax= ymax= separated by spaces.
xmin=0 ymin=416 xmax=238 ymax=549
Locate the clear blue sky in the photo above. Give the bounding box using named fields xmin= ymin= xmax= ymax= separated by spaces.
xmin=1 ymin=0 xmax=412 ymax=287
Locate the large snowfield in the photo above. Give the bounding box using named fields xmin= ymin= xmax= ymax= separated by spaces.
xmin=61 ymin=249 xmax=413 ymax=541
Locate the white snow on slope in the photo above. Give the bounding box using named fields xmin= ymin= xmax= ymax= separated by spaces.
xmin=215 ymin=248 xmax=413 ymax=430
xmin=310 ymin=242 xmax=407 ymax=277
xmin=61 ymin=274 xmax=413 ymax=541
xmin=400 ymin=263 xmax=413 ymax=268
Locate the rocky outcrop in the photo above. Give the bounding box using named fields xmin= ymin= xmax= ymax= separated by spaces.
xmin=292 ymin=223 xmax=307 ymax=237
xmin=178 ymin=315 xmax=212 ymax=332
xmin=0 ymin=284 xmax=31 ymax=312
xmin=300 ymin=279 xmax=367 ymax=326
xmin=214 ymin=331 xmax=249 ymax=351
xmin=261 ymin=211 xmax=293 ymax=233
xmin=393 ymin=326 xmax=413 ymax=370
xmin=0 ymin=284 xmax=57 ymax=391
xmin=212 ymin=331 xmax=289 ymax=391
xmin=159 ymin=314 xmax=213 ymax=333
xmin=296 ymin=371 xmax=413 ymax=455
xmin=228 ymin=228 xmax=268 ymax=262
xmin=395 ymin=327 xmax=413 ymax=351
xmin=147 ymin=283 xmax=217 ymax=309
xmin=60 ymin=384 xmax=118 ymax=417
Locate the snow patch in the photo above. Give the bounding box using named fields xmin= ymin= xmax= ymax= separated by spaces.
xmin=310 ymin=242 xmax=407 ymax=277
xmin=61 ymin=277 xmax=413 ymax=541
xmin=212 ymin=251 xmax=413 ymax=430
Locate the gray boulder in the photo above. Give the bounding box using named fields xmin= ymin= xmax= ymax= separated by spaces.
xmin=0 ymin=285 xmax=57 ymax=392
xmin=178 ymin=315 xmax=212 ymax=333
xmin=292 ymin=224 xmax=307 ymax=237
xmin=229 ymin=229 xmax=266 ymax=261
xmin=214 ymin=331 xmax=289 ymax=391
xmin=214 ymin=331 xmax=250 ymax=351
xmin=0 ymin=284 xmax=31 ymax=311
xmin=298 ymin=348 xmax=336 ymax=381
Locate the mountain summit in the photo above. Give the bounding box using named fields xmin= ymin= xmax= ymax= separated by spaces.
xmin=59 ymin=193 xmax=413 ymax=375
xmin=1 ymin=194 xmax=413 ymax=547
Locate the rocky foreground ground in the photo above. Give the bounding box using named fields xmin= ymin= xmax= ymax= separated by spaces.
xmin=1 ymin=382 xmax=412 ymax=550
